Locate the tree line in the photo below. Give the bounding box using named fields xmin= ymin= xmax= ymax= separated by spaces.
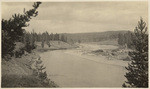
xmin=24 ymin=31 xmax=67 ymax=42
xmin=65 ymin=31 xmax=122 ymax=43
xmin=23 ymin=30 xmax=68 ymax=49
xmin=2 ymin=2 xmax=68 ymax=59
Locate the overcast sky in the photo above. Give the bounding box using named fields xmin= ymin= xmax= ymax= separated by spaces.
xmin=2 ymin=1 xmax=148 ymax=33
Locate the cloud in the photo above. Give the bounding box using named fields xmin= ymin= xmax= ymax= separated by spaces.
xmin=2 ymin=2 xmax=33 ymax=20
xmin=2 ymin=1 xmax=148 ymax=33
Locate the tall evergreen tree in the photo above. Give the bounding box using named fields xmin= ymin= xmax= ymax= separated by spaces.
xmin=37 ymin=32 xmax=42 ymax=42
xmin=41 ymin=41 xmax=44 ymax=48
xmin=24 ymin=33 xmax=32 ymax=53
xmin=54 ymin=33 xmax=59 ymax=41
xmin=2 ymin=30 xmax=15 ymax=58
xmin=49 ymin=33 xmax=54 ymax=41
xmin=124 ymin=31 xmax=133 ymax=48
xmin=60 ymin=35 xmax=65 ymax=42
xmin=2 ymin=2 xmax=41 ymax=58
xmin=30 ymin=29 xmax=36 ymax=49
xmin=123 ymin=18 xmax=148 ymax=87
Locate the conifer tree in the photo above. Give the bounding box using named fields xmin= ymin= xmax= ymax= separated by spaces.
xmin=24 ymin=34 xmax=32 ymax=53
xmin=2 ymin=2 xmax=41 ymax=58
xmin=123 ymin=18 xmax=148 ymax=87
xmin=41 ymin=41 xmax=44 ymax=48
xmin=118 ymin=33 xmax=125 ymax=46
xmin=60 ymin=35 xmax=65 ymax=42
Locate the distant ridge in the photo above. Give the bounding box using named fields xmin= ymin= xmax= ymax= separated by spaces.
xmin=62 ymin=30 xmax=128 ymax=35
xmin=61 ymin=30 xmax=130 ymax=43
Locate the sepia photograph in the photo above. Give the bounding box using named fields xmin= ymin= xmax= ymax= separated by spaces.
xmin=1 ymin=0 xmax=149 ymax=88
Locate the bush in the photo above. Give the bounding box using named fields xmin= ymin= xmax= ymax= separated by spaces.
xmin=2 ymin=75 xmax=52 ymax=87
xmin=39 ymin=71 xmax=47 ymax=80
xmin=24 ymin=41 xmax=36 ymax=53
xmin=2 ymin=30 xmax=15 ymax=59
xmin=25 ymin=43 xmax=32 ymax=53
xmin=14 ymin=47 xmax=25 ymax=58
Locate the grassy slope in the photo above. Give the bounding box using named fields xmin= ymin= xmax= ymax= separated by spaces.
xmin=35 ymin=41 xmax=78 ymax=52
xmin=85 ymin=39 xmax=118 ymax=46
xmin=2 ymin=52 xmax=44 ymax=87
xmin=2 ymin=41 xmax=74 ymax=87
xmin=63 ymin=30 xmax=128 ymax=42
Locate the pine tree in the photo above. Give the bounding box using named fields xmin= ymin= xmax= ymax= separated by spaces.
xmin=49 ymin=33 xmax=54 ymax=41
xmin=41 ymin=41 xmax=44 ymax=48
xmin=24 ymin=35 xmax=32 ymax=53
xmin=31 ymin=29 xmax=36 ymax=49
xmin=2 ymin=2 xmax=41 ymax=58
xmin=60 ymin=35 xmax=65 ymax=42
xmin=123 ymin=18 xmax=148 ymax=87
xmin=118 ymin=33 xmax=125 ymax=46
xmin=2 ymin=30 xmax=15 ymax=58
xmin=124 ymin=31 xmax=133 ymax=48
xmin=45 ymin=31 xmax=49 ymax=43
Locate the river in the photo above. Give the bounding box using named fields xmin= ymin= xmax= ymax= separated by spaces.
xmin=40 ymin=44 xmax=127 ymax=87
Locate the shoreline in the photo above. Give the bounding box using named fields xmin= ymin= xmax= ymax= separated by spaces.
xmin=2 ymin=41 xmax=129 ymax=87
xmin=39 ymin=48 xmax=127 ymax=87
xmin=2 ymin=41 xmax=77 ymax=87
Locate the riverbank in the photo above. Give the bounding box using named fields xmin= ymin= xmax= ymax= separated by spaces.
xmin=35 ymin=41 xmax=78 ymax=53
xmin=2 ymin=41 xmax=77 ymax=87
xmin=2 ymin=41 xmax=129 ymax=87
xmin=37 ymin=41 xmax=129 ymax=87
xmin=2 ymin=50 xmax=58 ymax=87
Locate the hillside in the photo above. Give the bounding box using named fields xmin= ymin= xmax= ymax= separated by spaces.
xmin=2 ymin=52 xmax=55 ymax=87
xmin=62 ymin=30 xmax=129 ymax=43
xmin=35 ymin=41 xmax=78 ymax=52
xmin=2 ymin=41 xmax=75 ymax=87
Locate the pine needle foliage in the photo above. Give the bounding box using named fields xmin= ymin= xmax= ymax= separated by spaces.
xmin=2 ymin=2 xmax=42 ymax=58
xmin=123 ymin=18 xmax=148 ymax=88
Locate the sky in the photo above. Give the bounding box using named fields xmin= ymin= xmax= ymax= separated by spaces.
xmin=2 ymin=1 xmax=148 ymax=33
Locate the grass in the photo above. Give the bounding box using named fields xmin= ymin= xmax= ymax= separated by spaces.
xmin=2 ymin=41 xmax=76 ymax=88
xmin=2 ymin=74 xmax=58 ymax=88
xmin=2 ymin=48 xmax=59 ymax=87
xmin=88 ymin=39 xmax=118 ymax=46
